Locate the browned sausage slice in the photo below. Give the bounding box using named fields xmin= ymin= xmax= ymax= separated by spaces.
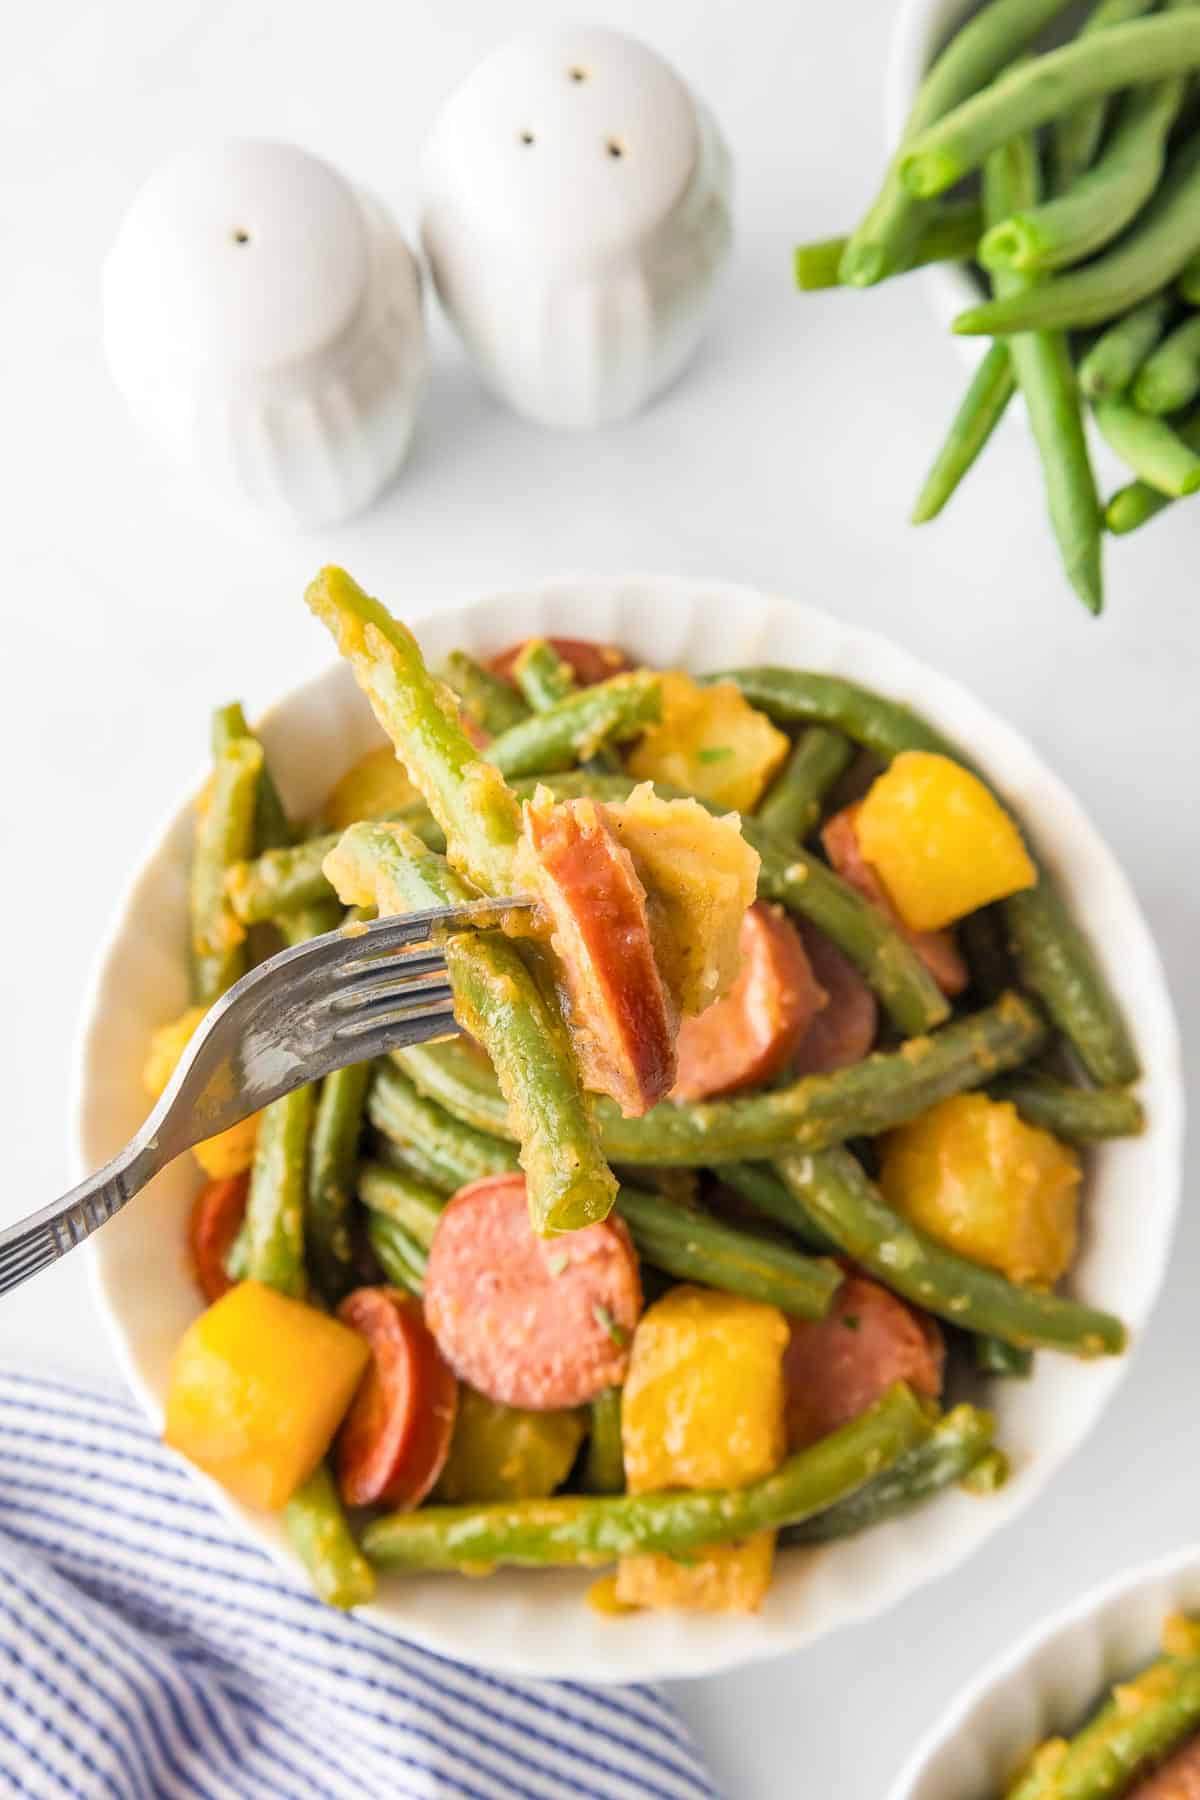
xmin=489 ymin=636 xmax=632 ymax=688
xmin=822 ymin=804 xmax=968 ymax=997
xmin=336 ymin=1287 xmax=458 ymax=1509
xmin=790 ymin=923 xmax=879 ymax=1076
xmin=672 ymin=902 xmax=824 ymax=1101
xmin=518 ymin=791 xmax=677 ymax=1116
xmin=188 ymin=1174 xmax=249 ymax=1304
xmin=1128 ymin=1735 xmax=1200 ymax=1799
xmin=423 ymin=1174 xmax=642 ymax=1410
xmin=783 ymin=1270 xmax=944 ymax=1450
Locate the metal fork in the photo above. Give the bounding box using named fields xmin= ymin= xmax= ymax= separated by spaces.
xmin=0 ymin=901 xmax=530 ymax=1299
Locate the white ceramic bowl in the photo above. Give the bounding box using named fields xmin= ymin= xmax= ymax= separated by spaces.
xmin=889 ymin=1544 xmax=1200 ymax=1798
xmin=76 ymin=574 xmax=1182 ymax=1683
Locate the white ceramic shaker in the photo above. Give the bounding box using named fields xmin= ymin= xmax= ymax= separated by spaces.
xmin=420 ymin=27 xmax=733 ymax=429
xmin=103 ymin=141 xmax=427 ymax=528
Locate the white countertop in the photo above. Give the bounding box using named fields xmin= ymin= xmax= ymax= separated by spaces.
xmin=2 ymin=2 xmax=1196 ymax=1794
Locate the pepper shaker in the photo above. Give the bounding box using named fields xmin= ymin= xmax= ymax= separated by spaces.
xmin=103 ymin=141 xmax=427 ymax=528
xmin=420 ymin=28 xmax=733 ymax=430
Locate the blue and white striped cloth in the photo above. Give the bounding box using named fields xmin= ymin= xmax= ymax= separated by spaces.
xmin=0 ymin=1372 xmax=718 ymax=1800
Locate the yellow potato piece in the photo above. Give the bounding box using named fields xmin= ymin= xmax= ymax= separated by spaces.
xmin=323 ymin=744 xmax=418 ymax=831
xmin=855 ymin=750 xmax=1036 ymax=931
xmin=143 ymin=1007 xmax=259 ymax=1177
xmin=627 ymin=673 xmax=789 ymax=813
xmin=164 ymin=1282 xmax=369 ymax=1511
xmin=617 ymin=1285 xmax=787 ymax=1614
xmin=879 ymin=1093 xmax=1080 ymax=1288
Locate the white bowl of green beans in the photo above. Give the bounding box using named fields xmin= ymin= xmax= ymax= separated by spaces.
xmin=76 ymin=573 xmax=1182 ymax=1683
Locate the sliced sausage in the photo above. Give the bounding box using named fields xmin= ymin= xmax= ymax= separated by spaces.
xmin=784 ymin=1270 xmax=944 ymax=1450
xmin=1128 ymin=1734 xmax=1200 ymax=1799
xmin=822 ymin=804 xmax=968 ymax=997
xmin=336 ymin=1287 xmax=458 ymax=1509
xmin=672 ymin=902 xmax=825 ymax=1101
xmin=489 ymin=636 xmax=632 ymax=688
xmin=188 ymin=1173 xmax=249 ymax=1304
xmin=519 ymin=792 xmax=676 ymax=1116
xmin=790 ymin=922 xmax=879 ymax=1076
xmin=423 ymin=1173 xmax=642 ymax=1410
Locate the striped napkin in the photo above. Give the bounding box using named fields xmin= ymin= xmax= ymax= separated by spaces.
xmin=0 ymin=1372 xmax=718 ymax=1800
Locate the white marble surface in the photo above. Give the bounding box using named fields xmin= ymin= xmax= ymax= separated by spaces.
xmin=1 ymin=3 xmax=1195 ymax=1795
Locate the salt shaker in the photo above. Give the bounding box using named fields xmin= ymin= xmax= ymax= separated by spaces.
xmin=420 ymin=28 xmax=733 ymax=430
xmin=103 ymin=141 xmax=427 ymax=528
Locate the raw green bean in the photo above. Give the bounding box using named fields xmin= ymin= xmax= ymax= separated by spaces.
xmin=839 ymin=0 xmax=1078 ymax=286
xmin=708 ymin=669 xmax=1139 ymax=1085
xmin=283 ymin=1464 xmax=376 ymax=1610
xmin=242 ymin=1084 xmax=315 ymax=1299
xmin=780 ymin=1404 xmax=997 ymax=1544
xmin=776 ymin=1147 xmax=1126 ymax=1356
xmin=1078 ymin=294 xmax=1173 ymax=400
xmin=439 ymin=650 xmax=530 ymax=736
xmin=716 ymin=1161 xmax=836 ymax=1253
xmin=980 ymin=76 xmax=1186 ymax=275
xmin=989 ymin=1071 xmax=1145 ymax=1139
xmin=226 ymin=805 xmax=445 ymax=924
xmin=985 ymin=131 xmax=1104 ymax=614
xmin=483 ymin=671 xmax=660 ymax=779
xmin=1134 ymin=310 xmax=1200 ymax=411
xmin=512 ymin=638 xmax=576 ymax=712
xmin=901 ymin=17 xmax=1200 ymax=197
xmin=366 ymin=1211 xmax=428 ymax=1296
xmin=190 ymin=736 xmax=263 ymax=1004
xmin=306 ymin=567 xmax=522 ymax=896
xmin=756 ymin=727 xmax=855 ymax=839
xmin=1093 ymin=395 xmax=1200 ymax=496
xmin=1049 ymin=0 xmax=1160 ymax=196
xmin=911 ymin=342 xmax=1017 ymax=524
xmin=363 ymin=1382 xmax=932 ymax=1571
xmin=211 ymin=701 xmax=293 ymax=852
xmin=581 ymin=1389 xmax=626 ymax=1495
xmin=397 ymin=992 xmax=1046 ymax=1166
xmin=305 ymin=1063 xmax=371 ymax=1304
xmin=368 ymin=1064 xmax=519 ymax=1193
xmin=974 ymin=1334 xmax=1034 ymax=1378
xmin=1007 ymin=1650 xmax=1200 ymax=1799
xmin=794 ymin=201 xmax=983 ymax=290
xmin=615 ymin=1185 xmax=842 ymax=1319
xmin=1106 ymin=401 xmax=1200 ymax=527
xmin=327 ymin=821 xmax=616 ymax=1233
xmin=1182 ymin=249 xmax=1200 ymax=302
xmin=358 ymin=1160 xmax=445 ymax=1249
xmin=953 ymin=133 xmax=1200 ymax=335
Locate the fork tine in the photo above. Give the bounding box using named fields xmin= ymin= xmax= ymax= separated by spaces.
xmin=332 ymin=993 xmax=457 ymax=1043
xmin=329 ymin=981 xmax=456 ymax=1028
xmin=322 ymin=952 xmax=449 ymax=1011
xmin=327 ymin=1004 xmax=461 ymax=1061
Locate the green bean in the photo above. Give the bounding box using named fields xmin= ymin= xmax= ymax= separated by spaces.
xmin=398 ymin=992 xmax=1046 ymax=1166
xmin=974 ymin=1334 xmax=1034 ymax=1378
xmin=980 ymin=76 xmax=1186 ymax=275
xmin=1134 ymin=310 xmax=1200 ymax=412
xmin=708 ymin=669 xmax=1139 ymax=1085
xmin=304 ymin=1064 xmax=371 ymax=1304
xmin=278 ymin=902 xmax=343 ymax=948
xmin=241 ymin=1085 xmax=314 ymax=1298
xmin=989 ymin=1071 xmax=1145 ymax=1139
xmin=190 ymin=736 xmax=263 ymax=1004
xmin=368 ymin=1064 xmax=518 ymax=1193
xmin=226 ymin=805 xmax=445 ymax=924
xmin=511 ymin=637 xmax=576 ymax=712
xmin=358 ymin=1160 xmax=445 ymax=1249
xmin=366 ymin=1211 xmax=427 ymax=1296
xmin=716 ymin=1161 xmax=836 ymax=1253
xmin=953 ymin=133 xmax=1200 ymax=336
xmin=306 ymin=567 xmax=522 ymax=895
xmin=283 ymin=1464 xmax=376 ymax=1610
xmin=794 ymin=201 xmax=983 ymax=291
xmin=1007 ymin=1650 xmax=1200 ymax=1800
xmin=1078 ymin=294 xmax=1173 ymax=400
xmin=780 ymin=1404 xmax=997 ymax=1544
xmin=1182 ymin=249 xmax=1200 ymax=302
xmin=962 ymin=1448 xmax=1011 ymax=1493
xmin=211 ymin=701 xmax=293 ymax=852
xmin=483 ymin=671 xmax=660 ymax=779
xmin=1105 ymin=401 xmax=1200 ymax=527
xmin=756 ymin=727 xmax=855 ymax=839
xmin=327 ymin=821 xmax=616 ymax=1233
xmin=363 ymin=1382 xmax=932 ymax=1571
xmin=985 ymin=131 xmax=1104 ymax=614
xmin=901 ymin=17 xmax=1200 ymax=197
xmin=911 ymin=342 xmax=1017 ymax=524
xmin=1094 ymin=395 xmax=1200 ymax=496
xmin=1049 ymin=0 xmax=1160 ymax=196
xmin=439 ymin=650 xmax=530 ymax=736
xmin=581 ymin=1389 xmax=626 ymax=1495
xmin=839 ymin=0 xmax=1078 ymax=286
xmin=776 ymin=1147 xmax=1126 ymax=1356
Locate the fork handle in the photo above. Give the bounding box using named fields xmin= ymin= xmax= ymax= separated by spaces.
xmin=0 ymin=1140 xmax=161 ymax=1298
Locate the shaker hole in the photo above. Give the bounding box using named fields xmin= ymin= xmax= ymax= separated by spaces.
xmin=232 ymin=228 xmax=251 ymax=244
xmin=606 ymin=138 xmax=625 ymax=159
xmin=568 ymin=66 xmax=588 ymax=82
xmin=518 ymin=130 xmax=536 ymax=146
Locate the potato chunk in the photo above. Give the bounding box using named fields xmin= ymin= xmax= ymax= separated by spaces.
xmin=143 ymin=1007 xmax=259 ymax=1177
xmin=855 ymin=751 xmax=1036 ymax=931
xmin=164 ymin=1282 xmax=369 ymax=1510
xmin=617 ymin=1285 xmax=788 ymax=1613
xmin=627 ymin=673 xmax=789 ymax=812
xmin=323 ymin=744 xmax=419 ymax=830
xmin=879 ymin=1093 xmax=1080 ymax=1287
